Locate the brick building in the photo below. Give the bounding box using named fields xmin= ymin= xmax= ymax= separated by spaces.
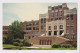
xmin=3 ymin=26 xmax=9 ymax=36
xmin=47 ymin=3 xmax=77 ymax=41
xmin=23 ymin=13 xmax=49 ymax=39
xmin=3 ymin=3 xmax=77 ymax=45
xmin=23 ymin=3 xmax=77 ymax=45
xmin=64 ymin=8 xmax=77 ymax=41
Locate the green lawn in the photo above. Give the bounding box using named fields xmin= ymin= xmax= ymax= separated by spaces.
xmin=36 ymin=47 xmax=77 ymax=50
xmin=3 ymin=44 xmax=77 ymax=50
xmin=3 ymin=47 xmax=77 ymax=50
xmin=3 ymin=44 xmax=17 ymax=48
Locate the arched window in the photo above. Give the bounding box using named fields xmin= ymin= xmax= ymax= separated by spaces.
xmin=60 ymin=25 xmax=63 ymax=29
xmin=48 ymin=26 xmax=51 ymax=30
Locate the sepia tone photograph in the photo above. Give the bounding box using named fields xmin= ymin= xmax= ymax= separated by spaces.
xmin=3 ymin=3 xmax=77 ymax=50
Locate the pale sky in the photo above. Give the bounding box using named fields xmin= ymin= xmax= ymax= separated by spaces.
xmin=3 ymin=3 xmax=77 ymax=26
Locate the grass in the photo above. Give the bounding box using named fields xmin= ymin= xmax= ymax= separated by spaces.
xmin=36 ymin=47 xmax=77 ymax=50
xmin=3 ymin=44 xmax=17 ymax=48
xmin=3 ymin=47 xmax=77 ymax=50
xmin=3 ymin=44 xmax=77 ymax=50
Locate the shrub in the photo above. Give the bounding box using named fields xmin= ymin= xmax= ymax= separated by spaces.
xmin=23 ymin=41 xmax=31 ymax=46
xmin=61 ymin=44 xmax=72 ymax=48
xmin=72 ymin=41 xmax=77 ymax=47
xmin=13 ymin=38 xmax=20 ymax=43
xmin=19 ymin=43 xmax=23 ymax=47
xmin=22 ymin=39 xmax=31 ymax=46
xmin=51 ymin=43 xmax=60 ymax=48
xmin=3 ymin=35 xmax=7 ymax=44
xmin=13 ymin=42 xmax=19 ymax=46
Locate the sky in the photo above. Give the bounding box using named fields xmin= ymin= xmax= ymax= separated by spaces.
xmin=3 ymin=3 xmax=77 ymax=26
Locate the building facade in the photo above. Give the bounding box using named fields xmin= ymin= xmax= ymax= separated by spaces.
xmin=64 ymin=8 xmax=77 ymax=41
xmin=23 ymin=13 xmax=48 ymax=39
xmin=23 ymin=3 xmax=77 ymax=45
xmin=47 ymin=3 xmax=77 ymax=41
xmin=46 ymin=20 xmax=66 ymax=36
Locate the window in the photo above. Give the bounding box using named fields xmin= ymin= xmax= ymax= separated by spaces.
xmin=67 ymin=15 xmax=69 ymax=17
xmin=66 ymin=17 xmax=69 ymax=20
xmin=51 ymin=18 xmax=53 ymax=21
xmin=26 ymin=23 xmax=32 ymax=26
xmin=54 ymin=31 xmax=57 ymax=35
xmin=66 ymin=30 xmax=69 ymax=33
xmin=44 ymin=25 xmax=46 ymax=29
xmin=33 ymin=32 xmax=38 ymax=34
xmin=26 ymin=28 xmax=31 ymax=30
xmin=29 ymin=36 xmax=31 ymax=39
xmin=71 ymin=17 xmax=73 ymax=20
xmin=60 ymin=25 xmax=63 ymax=29
xmin=52 ymin=7 xmax=54 ymax=10
xmin=55 ymin=12 xmax=58 ymax=16
xmin=70 ymin=23 xmax=74 ymax=27
xmin=59 ymin=11 xmax=62 ymax=16
xmin=48 ymin=26 xmax=51 ymax=30
xmin=41 ymin=25 xmax=43 ymax=29
xmin=70 ymin=15 xmax=73 ymax=20
xmin=44 ymin=18 xmax=46 ymax=23
xmin=29 ymin=28 xmax=31 ymax=30
xmin=33 ymin=27 xmax=35 ymax=30
xmin=70 ymin=30 xmax=74 ymax=33
xmin=33 ymin=22 xmax=39 ymax=25
xmin=32 ymin=36 xmax=34 ymax=38
xmin=33 ymin=27 xmax=39 ymax=30
xmin=67 ymin=23 xmax=69 ymax=27
xmin=55 ymin=18 xmax=58 ymax=20
xmin=49 ymin=31 xmax=51 ymax=36
xmin=71 ymin=35 xmax=75 ymax=40
xmin=59 ymin=6 xmax=62 ymax=9
xmin=59 ymin=18 xmax=61 ymax=20
xmin=52 ymin=12 xmax=54 ymax=17
xmin=59 ymin=30 xmax=64 ymax=35
xmin=65 ymin=35 xmax=69 ymax=39
xmin=27 ymin=32 xmax=28 ymax=34
xmin=41 ymin=19 xmax=43 ymax=23
xmin=24 ymin=32 xmax=26 ymax=34
xmin=66 ymin=15 xmax=69 ymax=20
xmin=26 ymin=28 xmax=28 ymax=30
xmin=54 ymin=25 xmax=57 ymax=29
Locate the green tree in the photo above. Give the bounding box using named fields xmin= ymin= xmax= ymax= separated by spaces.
xmin=3 ymin=35 xmax=13 ymax=44
xmin=8 ymin=20 xmax=24 ymax=41
xmin=3 ymin=35 xmax=8 ymax=44
xmin=22 ymin=39 xmax=31 ymax=46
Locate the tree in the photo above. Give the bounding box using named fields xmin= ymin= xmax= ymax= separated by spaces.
xmin=3 ymin=35 xmax=8 ymax=44
xmin=8 ymin=20 xmax=24 ymax=39
xmin=3 ymin=35 xmax=13 ymax=44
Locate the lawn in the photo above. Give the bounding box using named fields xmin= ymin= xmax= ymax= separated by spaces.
xmin=3 ymin=44 xmax=77 ymax=50
xmin=3 ymin=44 xmax=17 ymax=48
xmin=36 ymin=47 xmax=77 ymax=50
